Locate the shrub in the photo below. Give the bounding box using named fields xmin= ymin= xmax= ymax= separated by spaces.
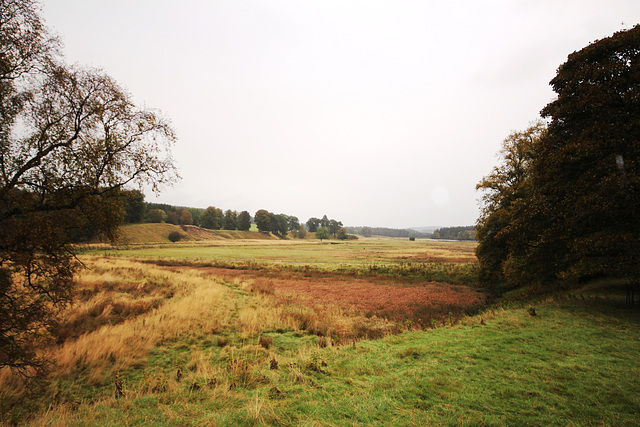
xmin=168 ymin=231 xmax=184 ymax=242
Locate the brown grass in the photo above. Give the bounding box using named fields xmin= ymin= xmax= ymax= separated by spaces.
xmin=189 ymin=266 xmax=486 ymax=329
xmin=0 ymin=252 xmax=486 ymax=418
xmin=0 ymin=258 xmax=239 ymax=393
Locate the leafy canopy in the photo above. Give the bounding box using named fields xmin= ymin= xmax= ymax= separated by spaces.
xmin=476 ymin=25 xmax=640 ymax=287
xmin=0 ymin=0 xmax=177 ymax=375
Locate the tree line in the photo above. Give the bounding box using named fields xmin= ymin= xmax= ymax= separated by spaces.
xmin=476 ymin=25 xmax=640 ymax=293
xmin=120 ymin=195 xmax=353 ymax=240
xmin=346 ymin=227 xmax=431 ymax=239
xmin=431 ymin=226 xmax=476 ymax=241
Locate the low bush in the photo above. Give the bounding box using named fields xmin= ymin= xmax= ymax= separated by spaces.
xmin=168 ymin=231 xmax=184 ymax=242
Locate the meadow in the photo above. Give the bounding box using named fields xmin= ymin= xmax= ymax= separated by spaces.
xmin=1 ymin=235 xmax=639 ymax=426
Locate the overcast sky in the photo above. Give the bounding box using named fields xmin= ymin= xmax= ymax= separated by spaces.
xmin=42 ymin=1 xmax=640 ymax=228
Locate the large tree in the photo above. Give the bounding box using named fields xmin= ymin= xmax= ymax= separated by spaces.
xmin=475 ymin=121 xmax=546 ymax=284
xmin=271 ymin=213 xmax=289 ymax=237
xmin=122 ymin=190 xmax=146 ymax=224
xmin=477 ymin=25 xmax=640 ymax=289
xmin=223 ymin=209 xmax=237 ymax=230
xmin=306 ymin=217 xmax=320 ymax=233
xmin=201 ymin=206 xmax=222 ymax=230
xmin=179 ymin=209 xmax=193 ymax=226
xmin=287 ymin=216 xmax=300 ymax=232
xmin=0 ymin=0 xmax=177 ymax=375
xmin=254 ymin=209 xmax=272 ymax=233
xmin=328 ymin=219 xmax=343 ymax=237
xmin=531 ymin=25 xmax=640 ymax=285
xmin=237 ymin=211 xmax=251 ymax=231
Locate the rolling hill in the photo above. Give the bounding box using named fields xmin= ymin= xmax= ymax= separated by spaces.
xmin=113 ymin=223 xmax=279 ymax=245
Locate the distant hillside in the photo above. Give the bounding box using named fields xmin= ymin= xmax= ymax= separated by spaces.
xmin=114 ymin=223 xmax=278 ymax=245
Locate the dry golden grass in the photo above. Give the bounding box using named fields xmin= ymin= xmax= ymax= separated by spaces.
xmin=1 ymin=257 xmax=244 ymax=408
xmin=2 ymin=256 xmax=341 ymax=409
xmin=1 ymin=251 xmax=487 ymax=422
xmin=51 ymin=259 xmax=240 ymax=387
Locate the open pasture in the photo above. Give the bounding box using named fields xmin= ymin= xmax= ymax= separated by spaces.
xmin=4 ymin=238 xmax=639 ymax=425
xmin=95 ymin=238 xmax=478 ymax=266
xmin=3 ymin=253 xmax=639 ymax=426
xmin=91 ymin=238 xmax=479 ymax=287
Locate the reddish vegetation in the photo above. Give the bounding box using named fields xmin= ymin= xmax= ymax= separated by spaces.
xmin=188 ymin=266 xmax=487 ymax=327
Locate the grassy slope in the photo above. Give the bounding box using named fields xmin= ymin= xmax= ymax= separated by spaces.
xmin=115 ymin=223 xmax=278 ymax=244
xmin=22 ymin=287 xmax=640 ymax=426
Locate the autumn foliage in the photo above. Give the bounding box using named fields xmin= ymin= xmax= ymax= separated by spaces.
xmin=477 ymin=25 xmax=640 ymax=289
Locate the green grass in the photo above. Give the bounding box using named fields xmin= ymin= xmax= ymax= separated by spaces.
xmin=5 ymin=237 xmax=639 ymax=426
xmin=86 ymin=239 xmax=479 ymax=285
xmin=90 ymin=239 xmax=476 ymax=264
xmin=27 ymin=297 xmax=640 ymax=426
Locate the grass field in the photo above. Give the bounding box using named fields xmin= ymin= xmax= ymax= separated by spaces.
xmin=93 ymin=238 xmax=478 ymax=264
xmin=1 ymin=234 xmax=639 ymax=426
xmin=88 ymin=238 xmax=479 ymax=286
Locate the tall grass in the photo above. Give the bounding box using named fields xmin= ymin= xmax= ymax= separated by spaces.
xmin=20 ymin=291 xmax=640 ymax=426
xmin=9 ymin=240 xmax=637 ymax=425
xmin=87 ymin=239 xmax=479 ymax=285
xmin=4 ymin=255 xmax=411 ymax=420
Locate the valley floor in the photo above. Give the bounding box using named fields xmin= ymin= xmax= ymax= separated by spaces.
xmin=1 ymin=239 xmax=638 ymax=426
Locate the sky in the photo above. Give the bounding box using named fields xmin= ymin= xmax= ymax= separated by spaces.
xmin=42 ymin=1 xmax=640 ymax=228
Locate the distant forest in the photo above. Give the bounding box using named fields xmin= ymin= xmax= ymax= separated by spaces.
xmin=346 ymin=226 xmax=475 ymax=240
xmin=431 ymin=226 xmax=476 ymax=241
xmin=346 ymin=227 xmax=430 ymax=238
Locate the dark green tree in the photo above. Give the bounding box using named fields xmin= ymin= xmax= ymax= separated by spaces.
xmin=237 ymin=211 xmax=252 ymax=231
xmin=270 ymin=213 xmax=289 ymax=237
xmin=223 ymin=210 xmax=237 ymax=230
xmin=475 ymin=121 xmax=546 ymax=284
xmin=288 ymin=216 xmax=300 ymax=232
xmin=477 ymin=25 xmax=640 ymax=290
xmin=201 ymin=206 xmax=222 ymax=230
xmin=122 ymin=190 xmax=146 ymax=223
xmin=306 ymin=217 xmax=320 ymax=232
xmin=328 ymin=219 xmax=343 ymax=236
xmin=255 ymin=209 xmax=272 ymax=233
xmin=528 ymin=25 xmax=640 ymax=285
